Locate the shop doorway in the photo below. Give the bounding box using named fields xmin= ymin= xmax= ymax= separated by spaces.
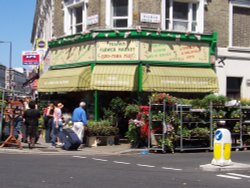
xmin=226 ymin=77 xmax=242 ymax=99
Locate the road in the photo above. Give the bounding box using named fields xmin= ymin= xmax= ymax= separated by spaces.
xmin=0 ymin=151 xmax=249 ymax=188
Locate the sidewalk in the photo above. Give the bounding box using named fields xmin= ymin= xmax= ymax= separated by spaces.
xmin=0 ymin=138 xmax=146 ymax=156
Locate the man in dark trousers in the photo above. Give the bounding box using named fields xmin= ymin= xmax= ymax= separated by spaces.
xmin=23 ymin=100 xmax=40 ymax=149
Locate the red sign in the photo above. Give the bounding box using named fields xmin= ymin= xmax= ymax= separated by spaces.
xmin=22 ymin=51 xmax=40 ymax=65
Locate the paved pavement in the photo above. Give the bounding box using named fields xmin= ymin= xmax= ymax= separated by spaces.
xmin=0 ymin=138 xmax=145 ymax=156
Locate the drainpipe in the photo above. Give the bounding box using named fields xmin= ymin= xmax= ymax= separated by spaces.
xmin=137 ymin=63 xmax=143 ymax=103
xmin=91 ymin=63 xmax=99 ymax=121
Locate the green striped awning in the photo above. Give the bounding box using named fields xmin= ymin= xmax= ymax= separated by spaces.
xmin=90 ymin=65 xmax=138 ymax=91
xmin=142 ymin=66 xmax=218 ymax=93
xmin=38 ymin=66 xmax=91 ymax=92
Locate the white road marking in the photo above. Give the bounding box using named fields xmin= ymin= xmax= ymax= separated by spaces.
xmin=216 ymin=174 xmax=242 ymax=180
xmin=137 ymin=164 xmax=155 ymax=168
xmin=113 ymin=161 xmax=131 ymax=165
xmin=162 ymin=167 xmax=182 ymax=171
xmin=227 ymin=173 xmax=250 ymax=178
xmin=92 ymin=158 xmax=108 ymax=162
xmin=72 ymin=156 xmax=87 ymax=159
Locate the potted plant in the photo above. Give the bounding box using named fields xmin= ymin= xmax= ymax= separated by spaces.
xmin=86 ymin=120 xmax=119 ymax=147
xmin=126 ymin=119 xmax=145 ymax=148
xmin=190 ymin=127 xmax=209 ymax=137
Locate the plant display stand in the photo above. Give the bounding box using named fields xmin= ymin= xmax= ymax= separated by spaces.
xmin=148 ymin=101 xmax=174 ymax=153
xmin=240 ymin=106 xmax=250 ymax=150
xmin=175 ymin=104 xmax=211 ymax=151
xmin=211 ymin=102 xmax=241 ymax=150
xmin=148 ymin=102 xmax=166 ymax=153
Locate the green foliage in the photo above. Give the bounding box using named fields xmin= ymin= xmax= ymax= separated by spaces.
xmin=125 ymin=121 xmax=140 ymax=145
xmin=158 ymin=137 xmax=174 ymax=153
xmin=109 ymin=97 xmax=127 ymax=115
xmin=190 ymin=127 xmax=209 ymax=137
xmin=87 ymin=120 xmax=119 ymax=136
xmin=201 ymin=94 xmax=228 ymax=107
xmin=124 ymin=104 xmax=139 ymax=118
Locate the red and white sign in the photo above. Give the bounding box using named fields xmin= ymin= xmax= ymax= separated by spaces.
xmin=22 ymin=51 xmax=40 ymax=65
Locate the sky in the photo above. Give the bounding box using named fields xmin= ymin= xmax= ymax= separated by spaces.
xmin=0 ymin=0 xmax=36 ymax=69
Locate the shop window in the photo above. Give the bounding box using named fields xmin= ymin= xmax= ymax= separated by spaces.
xmin=226 ymin=77 xmax=242 ymax=99
xmin=162 ymin=0 xmax=203 ymax=33
xmin=106 ymin=0 xmax=132 ymax=29
xmin=229 ymin=1 xmax=250 ymax=48
xmin=64 ymin=2 xmax=87 ymax=35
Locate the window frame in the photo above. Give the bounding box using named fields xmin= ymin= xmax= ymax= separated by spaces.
xmin=106 ymin=0 xmax=133 ymax=29
xmin=64 ymin=1 xmax=87 ymax=35
xmin=229 ymin=0 xmax=250 ymax=50
xmin=161 ymin=0 xmax=204 ymax=33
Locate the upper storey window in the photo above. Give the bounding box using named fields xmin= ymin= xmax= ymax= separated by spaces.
xmin=229 ymin=0 xmax=250 ymax=49
xmin=64 ymin=0 xmax=87 ymax=35
xmin=106 ymin=0 xmax=133 ymax=29
xmin=162 ymin=0 xmax=204 ymax=33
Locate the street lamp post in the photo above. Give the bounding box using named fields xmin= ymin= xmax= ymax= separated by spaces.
xmin=0 ymin=41 xmax=12 ymax=91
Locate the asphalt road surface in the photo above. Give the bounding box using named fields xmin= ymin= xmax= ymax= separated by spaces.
xmin=0 ymin=151 xmax=250 ymax=188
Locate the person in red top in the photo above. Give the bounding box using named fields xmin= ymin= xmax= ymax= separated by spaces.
xmin=43 ymin=103 xmax=55 ymax=143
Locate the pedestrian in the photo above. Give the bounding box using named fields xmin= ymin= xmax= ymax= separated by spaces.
xmin=43 ymin=103 xmax=54 ymax=143
xmin=72 ymin=101 xmax=88 ymax=143
xmin=51 ymin=102 xmax=64 ymax=148
xmin=22 ymin=96 xmax=31 ymax=143
xmin=23 ymin=100 xmax=41 ymax=149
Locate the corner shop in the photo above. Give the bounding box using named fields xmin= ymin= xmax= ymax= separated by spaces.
xmin=38 ymin=29 xmax=218 ymax=120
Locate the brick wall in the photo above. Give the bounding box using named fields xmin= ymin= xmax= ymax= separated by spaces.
xmin=204 ymin=0 xmax=229 ymax=47
xmin=232 ymin=6 xmax=250 ymax=47
xmin=53 ymin=0 xmax=64 ymax=37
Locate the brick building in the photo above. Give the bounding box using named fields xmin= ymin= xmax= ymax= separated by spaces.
xmin=204 ymin=0 xmax=250 ymax=99
xmin=32 ymin=0 xmax=223 ymax=119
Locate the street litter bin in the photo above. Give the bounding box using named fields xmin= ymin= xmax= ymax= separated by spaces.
xmin=211 ymin=128 xmax=232 ymax=166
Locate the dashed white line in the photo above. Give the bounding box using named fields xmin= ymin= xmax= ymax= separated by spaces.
xmin=162 ymin=167 xmax=182 ymax=171
xmin=216 ymin=174 xmax=242 ymax=180
xmin=92 ymin=158 xmax=108 ymax=162
xmin=72 ymin=156 xmax=87 ymax=159
xmin=227 ymin=173 xmax=250 ymax=178
xmin=113 ymin=161 xmax=131 ymax=165
xmin=137 ymin=164 xmax=155 ymax=168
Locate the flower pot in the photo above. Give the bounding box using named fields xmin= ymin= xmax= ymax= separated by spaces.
xmin=87 ymin=136 xmax=98 ymax=147
xmin=86 ymin=136 xmax=115 ymax=147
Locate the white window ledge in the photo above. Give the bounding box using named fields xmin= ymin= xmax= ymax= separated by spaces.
xmin=228 ymin=46 xmax=250 ymax=52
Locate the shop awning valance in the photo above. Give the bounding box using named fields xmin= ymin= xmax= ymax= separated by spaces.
xmin=91 ymin=65 xmax=138 ymax=91
xmin=38 ymin=66 xmax=91 ymax=92
xmin=142 ymin=66 xmax=218 ymax=93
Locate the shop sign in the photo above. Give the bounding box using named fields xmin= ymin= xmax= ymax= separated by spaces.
xmin=140 ymin=40 xmax=209 ymax=63
xmin=96 ymin=40 xmax=139 ymax=61
xmin=87 ymin=15 xmax=98 ymax=25
xmin=140 ymin=13 xmax=160 ymax=23
xmin=36 ymin=39 xmax=47 ymax=50
xmin=22 ymin=51 xmax=40 ymax=65
xmin=51 ymin=41 xmax=95 ymax=66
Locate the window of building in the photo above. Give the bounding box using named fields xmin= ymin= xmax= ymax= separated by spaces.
xmin=226 ymin=77 xmax=242 ymax=99
xmin=64 ymin=1 xmax=87 ymax=35
xmin=162 ymin=0 xmax=203 ymax=33
xmin=229 ymin=0 xmax=250 ymax=48
xmin=106 ymin=0 xmax=132 ymax=29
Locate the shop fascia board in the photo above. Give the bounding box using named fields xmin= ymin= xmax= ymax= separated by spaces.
xmin=49 ymin=60 xmax=212 ymax=70
xmin=48 ymin=29 xmax=217 ymax=50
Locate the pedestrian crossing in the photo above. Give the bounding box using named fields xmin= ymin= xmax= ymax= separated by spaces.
xmin=216 ymin=173 xmax=250 ymax=180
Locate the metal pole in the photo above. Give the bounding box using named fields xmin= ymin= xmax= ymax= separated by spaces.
xmin=9 ymin=42 xmax=13 ymax=98
xmin=0 ymin=89 xmax=5 ymax=140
